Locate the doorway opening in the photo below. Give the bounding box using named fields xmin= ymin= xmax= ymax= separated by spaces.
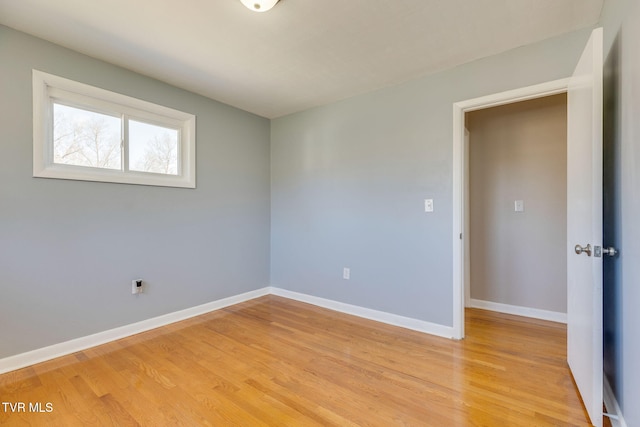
xmin=465 ymin=94 xmax=568 ymax=325
xmin=452 ymin=78 xmax=570 ymax=339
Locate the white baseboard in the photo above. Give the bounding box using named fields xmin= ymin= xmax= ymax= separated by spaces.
xmin=604 ymin=375 xmax=628 ymax=427
xmin=469 ymin=298 xmax=567 ymax=323
xmin=270 ymin=287 xmax=456 ymax=339
xmin=0 ymin=286 xmax=460 ymax=375
xmin=0 ymin=287 xmax=270 ymax=375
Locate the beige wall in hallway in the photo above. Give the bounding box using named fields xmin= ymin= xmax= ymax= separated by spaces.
xmin=467 ymin=94 xmax=567 ymax=313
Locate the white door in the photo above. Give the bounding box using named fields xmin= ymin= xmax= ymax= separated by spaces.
xmin=567 ymin=27 xmax=603 ymax=427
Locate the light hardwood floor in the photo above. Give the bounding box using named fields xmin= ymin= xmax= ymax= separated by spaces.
xmin=1 ymin=295 xmax=592 ymax=426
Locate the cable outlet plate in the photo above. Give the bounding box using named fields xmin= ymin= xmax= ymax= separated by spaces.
xmin=132 ymin=279 xmax=143 ymax=294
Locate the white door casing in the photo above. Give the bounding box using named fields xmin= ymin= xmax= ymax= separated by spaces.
xmin=567 ymin=27 xmax=604 ymax=427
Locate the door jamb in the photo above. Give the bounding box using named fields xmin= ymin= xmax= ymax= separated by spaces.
xmin=451 ymin=78 xmax=570 ymax=339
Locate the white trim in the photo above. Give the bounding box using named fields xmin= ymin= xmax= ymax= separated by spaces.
xmin=452 ymin=78 xmax=571 ymax=339
xmin=0 ymin=287 xmax=270 ymax=375
xmin=32 ymin=70 xmax=196 ymax=189
xmin=270 ymin=287 xmax=456 ymax=339
xmin=604 ymin=375 xmax=627 ymax=427
xmin=469 ymin=298 xmax=567 ymax=323
xmin=463 ymin=128 xmax=471 ymax=309
xmin=452 ymin=102 xmax=464 ymax=339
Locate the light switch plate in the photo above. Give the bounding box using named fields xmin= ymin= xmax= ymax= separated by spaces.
xmin=515 ymin=200 xmax=524 ymax=212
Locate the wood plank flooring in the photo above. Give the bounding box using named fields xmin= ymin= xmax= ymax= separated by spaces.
xmin=0 ymin=295 xmax=592 ymax=426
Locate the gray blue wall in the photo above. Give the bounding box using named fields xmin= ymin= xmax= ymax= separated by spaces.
xmin=271 ymin=29 xmax=591 ymax=326
xmin=600 ymin=0 xmax=640 ymax=425
xmin=0 ymin=25 xmax=271 ymax=358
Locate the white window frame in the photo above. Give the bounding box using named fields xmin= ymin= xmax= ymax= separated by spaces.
xmin=33 ymin=70 xmax=196 ymax=188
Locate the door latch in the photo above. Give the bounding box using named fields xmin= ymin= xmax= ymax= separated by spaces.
xmin=594 ymin=246 xmax=618 ymax=257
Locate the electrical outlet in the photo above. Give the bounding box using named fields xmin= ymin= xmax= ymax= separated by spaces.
xmin=424 ymin=199 xmax=434 ymax=212
xmin=343 ymin=268 xmax=350 ymax=280
xmin=132 ymin=279 xmax=143 ymax=294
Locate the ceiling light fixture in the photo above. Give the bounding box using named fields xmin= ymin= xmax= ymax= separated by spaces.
xmin=240 ymin=0 xmax=279 ymax=12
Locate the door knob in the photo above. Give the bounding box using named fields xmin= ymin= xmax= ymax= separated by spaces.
xmin=574 ymin=244 xmax=592 ymax=256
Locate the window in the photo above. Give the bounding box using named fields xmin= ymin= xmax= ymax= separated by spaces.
xmin=33 ymin=70 xmax=196 ymax=188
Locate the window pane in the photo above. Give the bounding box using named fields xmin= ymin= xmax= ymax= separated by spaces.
xmin=53 ymin=103 xmax=121 ymax=169
xmin=129 ymin=120 xmax=179 ymax=175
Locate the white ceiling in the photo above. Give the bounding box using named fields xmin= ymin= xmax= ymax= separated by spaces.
xmin=0 ymin=0 xmax=603 ymax=118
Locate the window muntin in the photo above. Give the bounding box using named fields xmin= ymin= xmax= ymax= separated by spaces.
xmin=33 ymin=70 xmax=196 ymax=188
